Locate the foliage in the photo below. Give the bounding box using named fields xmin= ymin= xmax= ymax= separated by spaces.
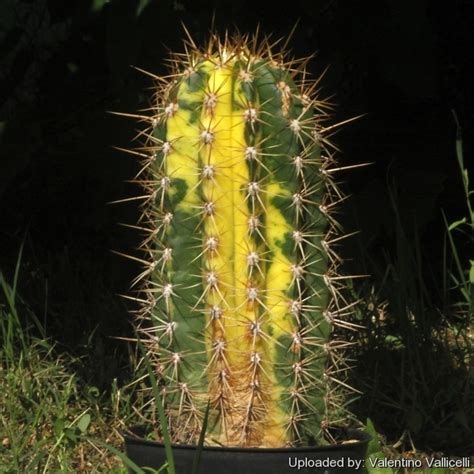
xmin=0 ymin=254 xmax=129 ymax=472
xmin=443 ymin=110 xmax=473 ymax=323
xmin=348 ymin=122 xmax=474 ymax=455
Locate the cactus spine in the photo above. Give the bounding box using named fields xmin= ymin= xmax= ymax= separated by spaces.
xmin=121 ymin=31 xmax=355 ymax=448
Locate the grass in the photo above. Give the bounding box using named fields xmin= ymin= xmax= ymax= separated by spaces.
xmin=348 ymin=198 xmax=473 ymax=456
xmin=345 ymin=111 xmax=474 ymax=462
xmin=138 ymin=336 xmax=175 ymax=473
xmin=0 ymin=249 xmax=206 ymax=474
xmin=443 ymin=110 xmax=473 ymax=327
xmin=0 ymin=249 xmax=130 ymax=473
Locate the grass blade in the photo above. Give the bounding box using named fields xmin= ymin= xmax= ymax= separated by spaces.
xmin=86 ymin=436 xmax=147 ymax=474
xmin=12 ymin=239 xmax=25 ymax=297
xmin=191 ymin=400 xmax=210 ymax=474
xmin=138 ymin=337 xmax=175 ymax=474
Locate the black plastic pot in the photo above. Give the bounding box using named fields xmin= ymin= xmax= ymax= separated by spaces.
xmin=123 ymin=426 xmax=370 ymax=473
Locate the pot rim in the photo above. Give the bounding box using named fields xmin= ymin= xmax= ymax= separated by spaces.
xmin=122 ymin=425 xmax=371 ymax=453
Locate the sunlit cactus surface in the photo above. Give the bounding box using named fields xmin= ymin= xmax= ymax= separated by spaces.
xmin=118 ymin=30 xmax=357 ymax=448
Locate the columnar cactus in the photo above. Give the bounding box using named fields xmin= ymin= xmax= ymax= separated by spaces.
xmin=120 ymin=31 xmax=356 ymax=449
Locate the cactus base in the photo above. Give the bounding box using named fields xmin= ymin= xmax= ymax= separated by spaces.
xmin=123 ymin=426 xmax=370 ymax=473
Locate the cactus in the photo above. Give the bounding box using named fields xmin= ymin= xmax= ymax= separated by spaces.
xmin=117 ymin=31 xmax=357 ymax=449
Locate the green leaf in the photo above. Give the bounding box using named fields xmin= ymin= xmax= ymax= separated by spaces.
xmin=455 ymin=137 xmax=463 ymax=169
xmin=365 ymin=418 xmax=382 ymax=456
xmin=91 ymin=0 xmax=110 ymax=12
xmin=87 ymin=386 xmax=100 ymax=399
xmin=469 ymin=261 xmax=474 ymax=284
xmin=63 ymin=427 xmax=78 ymax=443
xmin=448 ymin=217 xmax=467 ymax=231
xmin=77 ymin=413 xmax=91 ymax=434
xmin=383 ymin=335 xmax=404 ymax=347
xmin=136 ymin=0 xmax=150 ymax=17
xmin=53 ymin=418 xmax=65 ymax=438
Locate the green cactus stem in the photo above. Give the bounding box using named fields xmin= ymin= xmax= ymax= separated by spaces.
xmin=116 ymin=31 xmax=358 ymax=448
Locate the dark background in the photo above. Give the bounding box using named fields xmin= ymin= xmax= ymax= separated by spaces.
xmin=1 ymin=0 xmax=472 ymax=454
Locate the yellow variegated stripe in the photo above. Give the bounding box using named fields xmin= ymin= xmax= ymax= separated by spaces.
xmin=199 ymin=64 xmax=251 ymax=443
xmin=200 ymin=62 xmax=279 ymax=446
xmin=166 ymin=64 xmax=214 ymax=208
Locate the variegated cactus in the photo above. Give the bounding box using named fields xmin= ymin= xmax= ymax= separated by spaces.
xmin=118 ymin=31 xmax=357 ymax=449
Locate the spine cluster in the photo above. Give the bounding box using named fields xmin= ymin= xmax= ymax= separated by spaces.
xmin=117 ymin=32 xmax=357 ymax=448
